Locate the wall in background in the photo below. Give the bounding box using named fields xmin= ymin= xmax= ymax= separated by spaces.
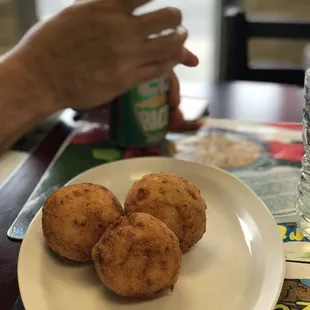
xmin=0 ymin=1 xmax=19 ymax=53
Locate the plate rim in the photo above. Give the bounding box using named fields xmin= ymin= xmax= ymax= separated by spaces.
xmin=18 ymin=156 xmax=285 ymax=310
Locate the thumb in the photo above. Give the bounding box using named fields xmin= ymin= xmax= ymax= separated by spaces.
xmin=180 ymin=47 xmax=199 ymax=67
xmin=168 ymin=71 xmax=180 ymax=109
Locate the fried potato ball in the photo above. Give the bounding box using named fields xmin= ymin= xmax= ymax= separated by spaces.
xmin=42 ymin=183 xmax=124 ymax=262
xmin=124 ymin=173 xmax=207 ymax=252
xmin=92 ymin=213 xmax=182 ymax=297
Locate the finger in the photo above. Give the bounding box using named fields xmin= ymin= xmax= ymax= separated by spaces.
xmin=169 ymin=107 xmax=183 ymax=129
xmin=168 ymin=71 xmax=180 ymax=109
xmin=145 ymin=26 xmax=188 ymax=49
xmin=180 ymin=48 xmax=199 ymax=67
xmin=136 ymin=7 xmax=182 ymax=37
xmin=169 ymin=108 xmax=203 ymax=132
xmin=124 ymin=0 xmax=152 ymax=12
xmin=134 ymin=59 xmax=179 ymax=86
xmin=170 ymin=120 xmax=203 ymax=132
xmin=142 ymin=27 xmax=188 ymax=63
xmin=140 ymin=44 xmax=183 ymax=66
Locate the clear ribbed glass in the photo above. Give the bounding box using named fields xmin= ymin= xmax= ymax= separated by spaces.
xmin=297 ymin=69 xmax=310 ymax=239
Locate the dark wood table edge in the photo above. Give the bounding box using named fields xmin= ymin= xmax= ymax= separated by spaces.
xmin=0 ymin=121 xmax=72 ymax=310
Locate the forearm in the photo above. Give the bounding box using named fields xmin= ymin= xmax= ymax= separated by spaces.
xmin=0 ymin=53 xmax=56 ymax=154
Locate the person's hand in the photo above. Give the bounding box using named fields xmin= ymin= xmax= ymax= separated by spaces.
xmin=75 ymin=49 xmax=202 ymax=131
xmin=169 ymin=64 xmax=202 ymax=132
xmin=11 ymin=0 xmax=192 ymax=111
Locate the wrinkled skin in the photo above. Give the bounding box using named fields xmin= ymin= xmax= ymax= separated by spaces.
xmin=14 ymin=0 xmax=198 ymax=112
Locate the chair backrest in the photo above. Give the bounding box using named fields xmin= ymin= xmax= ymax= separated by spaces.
xmin=221 ymin=6 xmax=310 ymax=87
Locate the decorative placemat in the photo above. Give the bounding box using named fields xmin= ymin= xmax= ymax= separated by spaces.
xmin=9 ymin=117 xmax=310 ymax=310
xmin=7 ymin=121 xmax=170 ymax=239
xmin=171 ymin=119 xmax=302 ymax=224
xmin=8 ymin=118 xmax=303 ymax=238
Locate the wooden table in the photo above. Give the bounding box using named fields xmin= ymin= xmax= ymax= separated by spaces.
xmin=0 ymin=81 xmax=304 ymax=310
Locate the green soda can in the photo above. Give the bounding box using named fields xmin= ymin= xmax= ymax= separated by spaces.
xmin=109 ymin=76 xmax=170 ymax=147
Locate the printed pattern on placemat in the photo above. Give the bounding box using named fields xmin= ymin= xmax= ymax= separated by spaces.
xmin=167 ymin=121 xmax=303 ymax=223
xmin=7 ymin=119 xmax=305 ymax=239
xmin=7 ymin=118 xmax=310 ymax=309
xmin=7 ymin=123 xmax=169 ymax=239
xmin=279 ymin=223 xmax=310 ymax=263
xmin=277 ymin=279 xmax=310 ymax=309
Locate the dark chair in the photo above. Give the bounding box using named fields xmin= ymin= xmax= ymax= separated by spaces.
xmin=220 ymin=5 xmax=310 ymax=87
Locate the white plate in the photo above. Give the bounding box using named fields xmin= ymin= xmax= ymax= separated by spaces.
xmin=18 ymin=157 xmax=285 ymax=310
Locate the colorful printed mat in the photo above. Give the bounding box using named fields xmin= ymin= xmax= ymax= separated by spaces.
xmin=8 ymin=117 xmax=310 ymax=309
xmin=277 ymin=279 xmax=310 ymax=309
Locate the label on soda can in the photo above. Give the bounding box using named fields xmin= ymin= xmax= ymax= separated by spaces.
xmin=109 ymin=76 xmax=169 ymax=147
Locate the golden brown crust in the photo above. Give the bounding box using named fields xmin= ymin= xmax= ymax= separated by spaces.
xmin=92 ymin=213 xmax=182 ymax=297
xmin=124 ymin=173 xmax=207 ymax=252
xmin=42 ymin=183 xmax=124 ymax=262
